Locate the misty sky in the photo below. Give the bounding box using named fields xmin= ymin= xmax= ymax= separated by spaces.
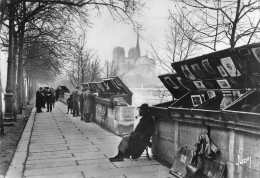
xmin=86 ymin=0 xmax=173 ymax=61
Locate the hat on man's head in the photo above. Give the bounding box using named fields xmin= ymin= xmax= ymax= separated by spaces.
xmin=138 ymin=103 xmax=149 ymax=111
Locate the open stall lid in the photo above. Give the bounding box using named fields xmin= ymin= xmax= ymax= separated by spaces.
xmin=170 ymin=43 xmax=260 ymax=91
xmin=57 ymin=86 xmax=70 ymax=93
xmin=102 ymin=76 xmax=133 ymax=95
xmin=158 ymin=73 xmax=189 ymax=99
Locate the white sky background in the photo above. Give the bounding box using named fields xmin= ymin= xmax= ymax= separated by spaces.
xmin=86 ymin=0 xmax=172 ymax=62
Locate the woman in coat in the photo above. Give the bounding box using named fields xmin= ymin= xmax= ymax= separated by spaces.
xmin=83 ymin=88 xmax=96 ymax=122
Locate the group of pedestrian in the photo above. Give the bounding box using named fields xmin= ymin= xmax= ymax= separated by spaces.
xmin=36 ymin=87 xmax=56 ymax=113
xmin=66 ymin=86 xmax=97 ymax=122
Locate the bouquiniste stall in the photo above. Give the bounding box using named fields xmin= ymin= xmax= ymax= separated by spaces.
xmin=150 ymin=43 xmax=260 ymax=178
xmin=82 ymin=76 xmax=135 ymax=135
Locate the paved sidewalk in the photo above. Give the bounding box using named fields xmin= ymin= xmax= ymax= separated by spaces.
xmin=6 ymin=101 xmax=173 ymax=178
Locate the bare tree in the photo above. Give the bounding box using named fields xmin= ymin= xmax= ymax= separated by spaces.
xmin=103 ymin=60 xmax=120 ymax=78
xmin=65 ymin=33 xmax=100 ymax=87
xmin=176 ymin=0 xmax=260 ymax=50
xmin=149 ymin=7 xmax=200 ymax=74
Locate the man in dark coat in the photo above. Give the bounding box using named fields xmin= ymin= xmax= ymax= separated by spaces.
xmin=45 ymin=87 xmax=53 ymax=112
xmin=66 ymin=94 xmax=73 ymax=114
xmin=36 ymin=87 xmax=43 ymax=113
xmin=42 ymin=87 xmax=47 ymax=108
xmin=72 ymin=87 xmax=79 ymax=117
xmin=109 ymin=103 xmax=154 ymax=162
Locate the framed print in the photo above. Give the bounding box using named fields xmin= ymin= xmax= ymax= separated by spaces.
xmin=111 ymin=79 xmax=121 ymax=90
xmin=217 ymin=66 xmax=228 ymax=77
xmin=232 ymin=90 xmax=241 ymax=100
xmin=217 ymin=79 xmax=231 ymax=88
xmin=193 ymin=80 xmax=206 ymax=89
xmin=177 ymin=77 xmax=190 ymax=90
xmin=191 ymin=63 xmax=205 ymax=78
xmin=97 ymin=83 xmax=105 ymax=92
xmin=181 ymin=65 xmax=196 ymax=80
xmin=201 ymin=59 xmax=216 ymax=74
xmin=164 ymin=76 xmax=179 ymax=89
xmin=252 ymin=47 xmax=260 ymax=63
xmin=207 ymin=90 xmax=216 ymax=99
xmin=220 ymin=57 xmax=241 ymax=77
xmin=191 ymin=95 xmax=203 ymax=106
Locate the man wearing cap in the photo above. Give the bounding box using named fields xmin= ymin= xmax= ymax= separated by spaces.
xmin=109 ymin=103 xmax=154 ymax=162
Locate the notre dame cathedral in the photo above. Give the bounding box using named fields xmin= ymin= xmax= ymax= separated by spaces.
xmin=112 ymin=34 xmax=160 ymax=88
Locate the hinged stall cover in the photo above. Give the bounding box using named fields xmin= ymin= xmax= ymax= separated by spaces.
xmin=102 ymin=76 xmax=133 ymax=95
xmin=170 ymin=43 xmax=260 ymax=92
xmin=158 ymin=73 xmax=189 ymax=99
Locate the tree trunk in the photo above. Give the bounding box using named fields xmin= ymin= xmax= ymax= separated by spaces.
xmin=12 ymin=31 xmax=18 ymax=121
xmin=17 ymin=2 xmax=26 ymax=114
xmin=5 ymin=4 xmax=14 ymax=121
xmin=0 ymin=62 xmax=4 ymax=134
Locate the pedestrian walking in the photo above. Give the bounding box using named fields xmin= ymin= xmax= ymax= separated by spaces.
xmin=55 ymin=86 xmax=61 ymax=101
xmin=109 ymin=103 xmax=154 ymax=162
xmin=66 ymin=94 xmax=73 ymax=114
xmin=36 ymin=87 xmax=43 ymax=113
xmin=50 ymin=87 xmax=56 ymax=108
xmin=45 ymin=87 xmax=53 ymax=112
xmin=72 ymin=87 xmax=79 ymax=117
xmin=83 ymin=88 xmax=97 ymax=122
xmin=42 ymin=87 xmax=47 ymax=108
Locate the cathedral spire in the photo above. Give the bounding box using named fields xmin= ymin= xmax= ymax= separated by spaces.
xmin=135 ymin=28 xmax=141 ymax=59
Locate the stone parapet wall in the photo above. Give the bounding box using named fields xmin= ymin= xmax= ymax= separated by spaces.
xmin=94 ymin=103 xmax=135 ymax=135
xmin=150 ymin=107 xmax=260 ymax=178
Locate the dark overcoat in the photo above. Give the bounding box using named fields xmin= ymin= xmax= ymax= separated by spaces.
xmin=128 ymin=113 xmax=154 ymax=159
xmin=36 ymin=91 xmax=43 ymax=108
xmin=66 ymin=96 xmax=73 ymax=109
xmin=83 ymin=91 xmax=96 ymax=114
xmin=45 ymin=91 xmax=53 ymax=103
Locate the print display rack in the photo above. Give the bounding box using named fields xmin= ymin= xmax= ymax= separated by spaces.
xmin=149 ymin=43 xmax=260 ymax=178
xmin=82 ymin=76 xmax=132 ymax=107
xmin=81 ymin=76 xmax=134 ymax=135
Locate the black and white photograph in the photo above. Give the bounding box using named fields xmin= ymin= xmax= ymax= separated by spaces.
xmin=220 ymin=57 xmax=241 ymax=77
xmin=191 ymin=63 xmax=205 ymax=78
xmin=1 ymin=0 xmax=260 ymax=178
xmin=252 ymin=47 xmax=260 ymax=63
xmin=217 ymin=65 xmax=229 ymax=77
xmin=177 ymin=77 xmax=190 ymax=90
xmin=191 ymin=95 xmax=203 ymax=106
xmin=164 ymin=76 xmax=179 ymax=89
xmin=217 ymin=79 xmax=231 ymax=88
xmin=181 ymin=65 xmax=196 ymax=80
xmin=201 ymin=59 xmax=216 ymax=74
xmin=207 ymin=90 xmax=216 ymax=99
xmin=193 ymin=80 xmax=206 ymax=89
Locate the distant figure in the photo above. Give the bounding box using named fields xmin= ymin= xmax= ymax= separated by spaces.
xmin=72 ymin=87 xmax=79 ymax=117
xmin=45 ymin=87 xmax=53 ymax=112
xmin=83 ymin=88 xmax=97 ymax=122
xmin=55 ymin=87 xmax=61 ymax=101
xmin=50 ymin=87 xmax=55 ymax=108
xmin=36 ymin=87 xmax=43 ymax=113
xmin=42 ymin=87 xmax=47 ymax=108
xmin=66 ymin=94 xmax=73 ymax=114
xmin=109 ymin=103 xmax=154 ymax=162
xmin=79 ymin=89 xmax=85 ymax=120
